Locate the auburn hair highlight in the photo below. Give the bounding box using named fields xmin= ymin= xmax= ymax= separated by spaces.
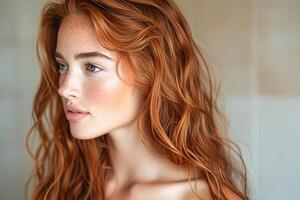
xmin=25 ymin=0 xmax=250 ymax=199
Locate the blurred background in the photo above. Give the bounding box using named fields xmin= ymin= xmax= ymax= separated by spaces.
xmin=0 ymin=0 xmax=299 ymax=199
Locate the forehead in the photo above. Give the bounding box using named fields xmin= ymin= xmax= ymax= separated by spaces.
xmin=56 ymin=14 xmax=114 ymax=58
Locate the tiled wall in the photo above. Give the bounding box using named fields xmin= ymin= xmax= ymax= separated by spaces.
xmin=258 ymin=0 xmax=300 ymax=96
xmin=0 ymin=0 xmax=43 ymax=199
xmin=0 ymin=0 xmax=299 ymax=199
xmin=175 ymin=0 xmax=300 ymax=200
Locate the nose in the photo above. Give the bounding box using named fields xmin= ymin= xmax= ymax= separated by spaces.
xmin=58 ymin=72 xmax=81 ymax=100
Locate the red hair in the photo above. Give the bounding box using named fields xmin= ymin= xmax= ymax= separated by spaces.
xmin=25 ymin=0 xmax=249 ymax=199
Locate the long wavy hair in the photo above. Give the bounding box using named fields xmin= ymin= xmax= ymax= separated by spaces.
xmin=25 ymin=0 xmax=249 ymax=199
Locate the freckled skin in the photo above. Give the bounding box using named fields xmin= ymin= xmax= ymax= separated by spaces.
xmin=56 ymin=14 xmax=143 ymax=140
xmin=55 ymin=14 xmax=213 ymax=200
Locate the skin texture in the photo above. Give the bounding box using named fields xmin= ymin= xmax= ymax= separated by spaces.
xmin=56 ymin=14 xmax=143 ymax=140
xmin=55 ymin=14 xmax=214 ymax=200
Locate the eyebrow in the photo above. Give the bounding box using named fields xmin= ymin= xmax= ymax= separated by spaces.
xmin=54 ymin=51 xmax=112 ymax=61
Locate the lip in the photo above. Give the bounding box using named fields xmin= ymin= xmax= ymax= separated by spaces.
xmin=64 ymin=105 xmax=89 ymax=122
xmin=65 ymin=105 xmax=89 ymax=113
xmin=65 ymin=112 xmax=89 ymax=122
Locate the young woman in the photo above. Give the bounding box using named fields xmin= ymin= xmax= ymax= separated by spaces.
xmin=25 ymin=0 xmax=249 ymax=199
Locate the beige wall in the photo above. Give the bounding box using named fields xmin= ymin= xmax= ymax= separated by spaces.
xmin=176 ymin=0 xmax=300 ymax=96
xmin=175 ymin=0 xmax=300 ymax=200
xmin=176 ymin=0 xmax=253 ymax=95
xmin=0 ymin=0 xmax=44 ymax=199
xmin=258 ymin=0 xmax=300 ymax=96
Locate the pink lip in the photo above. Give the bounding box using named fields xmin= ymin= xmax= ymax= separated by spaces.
xmin=65 ymin=111 xmax=89 ymax=122
xmin=65 ymin=105 xmax=89 ymax=113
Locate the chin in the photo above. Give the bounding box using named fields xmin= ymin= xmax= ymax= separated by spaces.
xmin=70 ymin=130 xmax=106 ymax=140
xmin=72 ymin=134 xmax=93 ymax=140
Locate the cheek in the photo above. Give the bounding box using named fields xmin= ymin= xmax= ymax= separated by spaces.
xmin=84 ymin=79 xmax=134 ymax=112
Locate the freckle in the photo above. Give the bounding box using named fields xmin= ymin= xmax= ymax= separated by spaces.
xmin=86 ymin=84 xmax=104 ymax=101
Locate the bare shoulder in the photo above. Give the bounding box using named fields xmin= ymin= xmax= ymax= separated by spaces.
xmin=127 ymin=178 xmax=211 ymax=200
xmin=182 ymin=179 xmax=243 ymax=200
xmin=181 ymin=178 xmax=212 ymax=200
xmin=127 ymin=178 xmax=243 ymax=200
xmin=219 ymin=183 xmax=244 ymax=200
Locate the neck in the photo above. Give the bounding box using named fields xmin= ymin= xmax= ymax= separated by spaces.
xmin=106 ymin=119 xmax=190 ymax=187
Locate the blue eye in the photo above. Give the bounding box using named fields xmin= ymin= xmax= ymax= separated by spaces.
xmin=86 ymin=63 xmax=102 ymax=73
xmin=56 ymin=62 xmax=68 ymax=73
xmin=54 ymin=62 xmax=102 ymax=74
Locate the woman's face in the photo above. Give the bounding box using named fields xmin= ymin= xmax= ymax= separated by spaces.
xmin=55 ymin=14 xmax=143 ymax=140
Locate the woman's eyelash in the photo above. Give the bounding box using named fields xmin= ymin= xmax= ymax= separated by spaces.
xmin=54 ymin=62 xmax=103 ymax=73
xmin=85 ymin=63 xmax=103 ymax=73
xmin=55 ymin=62 xmax=67 ymax=73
